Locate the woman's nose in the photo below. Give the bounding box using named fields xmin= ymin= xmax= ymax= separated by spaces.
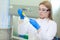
xmin=39 ymin=11 xmax=43 ymax=14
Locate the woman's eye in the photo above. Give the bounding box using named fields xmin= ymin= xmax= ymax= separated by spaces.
xmin=42 ymin=9 xmax=46 ymax=11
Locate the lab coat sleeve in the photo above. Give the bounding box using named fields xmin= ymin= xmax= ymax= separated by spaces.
xmin=41 ymin=21 xmax=57 ymax=40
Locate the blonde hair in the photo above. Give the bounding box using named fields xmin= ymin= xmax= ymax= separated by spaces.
xmin=39 ymin=1 xmax=53 ymax=20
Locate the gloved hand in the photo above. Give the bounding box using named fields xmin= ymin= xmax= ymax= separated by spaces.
xmin=18 ymin=9 xmax=25 ymax=19
xmin=29 ymin=19 xmax=40 ymax=30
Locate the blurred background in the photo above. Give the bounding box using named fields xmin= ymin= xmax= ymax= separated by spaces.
xmin=0 ymin=0 xmax=60 ymax=40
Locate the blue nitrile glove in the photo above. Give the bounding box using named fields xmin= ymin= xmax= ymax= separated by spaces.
xmin=18 ymin=9 xmax=25 ymax=19
xmin=29 ymin=19 xmax=40 ymax=30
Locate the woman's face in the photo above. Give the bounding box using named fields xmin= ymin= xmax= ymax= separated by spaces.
xmin=39 ymin=4 xmax=49 ymax=19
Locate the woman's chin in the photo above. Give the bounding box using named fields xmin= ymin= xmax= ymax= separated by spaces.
xmin=40 ymin=17 xmax=45 ymax=19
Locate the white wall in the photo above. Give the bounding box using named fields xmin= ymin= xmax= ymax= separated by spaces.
xmin=50 ymin=0 xmax=60 ymax=38
xmin=10 ymin=0 xmax=47 ymax=6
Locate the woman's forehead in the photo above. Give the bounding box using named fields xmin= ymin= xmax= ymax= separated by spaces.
xmin=39 ymin=4 xmax=48 ymax=9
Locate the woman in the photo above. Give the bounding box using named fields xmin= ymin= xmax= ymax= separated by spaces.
xmin=36 ymin=1 xmax=57 ymax=40
xmin=18 ymin=1 xmax=57 ymax=40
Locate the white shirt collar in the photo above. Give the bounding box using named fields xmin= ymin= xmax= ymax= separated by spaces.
xmin=37 ymin=18 xmax=50 ymax=23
